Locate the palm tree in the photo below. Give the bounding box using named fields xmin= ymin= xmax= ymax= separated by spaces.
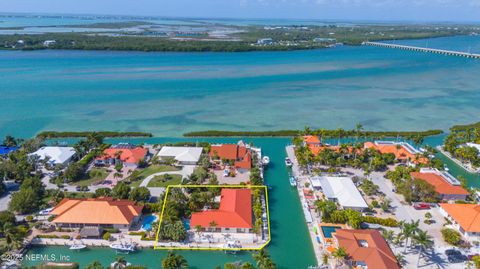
xmin=355 ymin=123 xmax=363 ymax=142
xmin=3 ymin=223 xmax=22 ymax=250
xmin=111 ymin=256 xmax=129 ymax=269
xmin=161 ymin=251 xmax=188 ymax=269
xmin=400 ymin=220 xmax=420 ymax=252
xmin=85 ymin=261 xmax=104 ymax=269
xmin=332 ymin=247 xmax=349 ymax=267
xmin=209 ymin=220 xmax=218 ymax=232
xmin=253 ymin=249 xmax=276 ymax=269
xmin=395 ymin=253 xmax=407 ymax=267
xmin=413 ymin=230 xmax=434 ymax=267
xmin=381 ymin=229 xmax=395 ymax=244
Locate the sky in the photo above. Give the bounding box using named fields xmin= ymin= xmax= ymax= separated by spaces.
xmin=1 ymin=0 xmax=480 ymax=22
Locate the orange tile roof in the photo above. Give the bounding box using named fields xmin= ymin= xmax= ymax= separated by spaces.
xmin=209 ymin=143 xmax=252 ymax=169
xmin=334 ymin=229 xmax=400 ymax=269
xmin=97 ymin=147 xmax=148 ymax=164
xmin=440 ymin=203 xmax=480 ymax=232
xmin=411 ymin=172 xmax=469 ymax=196
xmin=50 ymin=198 xmax=143 ymax=225
xmin=303 ymin=135 xmax=321 ymax=145
xmin=364 ymin=142 xmax=428 ymax=164
xmin=190 ymin=189 xmax=252 ymax=229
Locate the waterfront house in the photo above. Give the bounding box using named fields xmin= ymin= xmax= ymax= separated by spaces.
xmin=257 ymin=38 xmax=273 ymax=45
xmin=332 ymin=229 xmax=400 ymax=269
xmin=156 ymin=146 xmax=203 ymax=165
xmin=439 ymin=203 xmax=480 ymax=243
xmin=364 ymin=141 xmax=428 ymax=165
xmin=95 ymin=143 xmax=148 ymax=168
xmin=49 ymin=197 xmax=143 ymax=232
xmin=190 ymin=188 xmax=252 ymax=233
xmin=410 ymin=168 xmax=469 ymax=201
xmin=29 ymin=146 xmax=76 ymax=166
xmin=317 ymin=176 xmax=368 ymax=211
xmin=209 ymin=141 xmax=252 ymax=170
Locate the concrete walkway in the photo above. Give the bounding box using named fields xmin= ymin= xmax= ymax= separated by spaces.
xmin=139 ymin=165 xmax=195 ymax=187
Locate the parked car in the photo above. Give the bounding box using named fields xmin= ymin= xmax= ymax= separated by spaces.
xmin=445 ymin=249 xmax=462 ymax=256
xmin=413 ymin=202 xmax=431 ymax=210
xmin=448 ymin=255 xmax=468 ymax=263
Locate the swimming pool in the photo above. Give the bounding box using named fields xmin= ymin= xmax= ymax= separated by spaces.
xmin=320 ymin=225 xmax=341 ymax=239
xmin=141 ymin=215 xmax=158 ymax=231
xmin=182 ymin=219 xmax=190 ymax=230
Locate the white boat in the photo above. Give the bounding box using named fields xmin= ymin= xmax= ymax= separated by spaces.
xmin=110 ymin=242 xmax=136 ymax=252
xmin=262 ymin=156 xmax=270 ymax=166
xmin=69 ymin=243 xmax=87 ymax=250
xmin=289 ymin=176 xmax=297 ymax=187
xmin=285 ymin=157 xmax=293 ymax=167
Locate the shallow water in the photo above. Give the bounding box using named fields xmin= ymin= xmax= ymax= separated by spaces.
xmin=1 ymin=35 xmax=480 ymax=138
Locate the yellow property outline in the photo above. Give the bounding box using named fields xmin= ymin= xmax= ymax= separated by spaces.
xmin=154 ymin=184 xmax=271 ymax=251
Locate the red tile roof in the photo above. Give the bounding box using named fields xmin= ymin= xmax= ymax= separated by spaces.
xmin=303 ymin=135 xmax=321 ymax=145
xmin=364 ymin=142 xmax=428 ymax=164
xmin=97 ymin=147 xmax=148 ymax=164
xmin=334 ymin=229 xmax=400 ymax=269
xmin=209 ymin=143 xmax=252 ymax=169
xmin=190 ymin=189 xmax=252 ymax=229
xmin=50 ymin=198 xmax=143 ymax=225
xmin=440 ymin=203 xmax=480 ymax=233
xmin=411 ymin=172 xmax=469 ymax=196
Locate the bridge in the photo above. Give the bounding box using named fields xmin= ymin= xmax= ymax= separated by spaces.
xmin=363 ymin=41 xmax=480 ymax=59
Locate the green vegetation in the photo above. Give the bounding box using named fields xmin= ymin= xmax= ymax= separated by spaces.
xmin=129 ymin=165 xmax=179 ymax=181
xmin=441 ymin=228 xmax=463 ymax=246
xmin=1 ymin=23 xmax=475 ymax=52
xmin=72 ymin=168 xmax=109 ymax=187
xmin=147 ymin=174 xmax=182 ymax=187
xmin=184 ymin=128 xmax=443 ymax=138
xmin=9 ymin=177 xmax=45 ymax=214
xmin=36 ymin=131 xmax=152 ymax=139
xmin=443 ymin=126 xmax=480 ymax=169
xmin=161 ymin=251 xmax=189 ymax=269
xmin=386 ymin=166 xmax=439 ymax=203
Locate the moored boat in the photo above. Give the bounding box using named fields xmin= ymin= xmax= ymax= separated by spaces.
xmin=69 ymin=243 xmax=87 ymax=250
xmin=289 ymin=176 xmax=297 ymax=187
xmin=285 ymin=157 xmax=293 ymax=167
xmin=262 ymin=156 xmax=270 ymax=166
xmin=110 ymin=242 xmax=136 ymax=253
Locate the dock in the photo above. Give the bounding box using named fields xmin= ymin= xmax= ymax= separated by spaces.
xmin=363 ymin=41 xmax=480 ymax=59
xmin=286 ymin=145 xmax=323 ymax=266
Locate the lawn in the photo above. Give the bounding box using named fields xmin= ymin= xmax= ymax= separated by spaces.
xmin=72 ymin=168 xmax=109 ymax=187
xmin=147 ymin=174 xmax=182 ymax=187
xmin=129 ymin=165 xmax=180 ymax=187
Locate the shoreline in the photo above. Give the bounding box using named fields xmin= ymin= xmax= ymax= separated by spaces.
xmin=436 ymin=146 xmax=480 ymax=174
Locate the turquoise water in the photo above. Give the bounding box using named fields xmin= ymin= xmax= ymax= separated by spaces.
xmin=2 ymin=35 xmax=480 ymax=138
xmin=141 ymin=215 xmax=158 ymax=231
xmin=320 ymin=226 xmax=341 ymax=239
xmin=23 ymin=138 xmax=318 ymax=269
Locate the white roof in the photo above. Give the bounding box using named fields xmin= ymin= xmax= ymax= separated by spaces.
xmin=466 ymin=143 xmax=480 ymax=153
xmin=30 ymin=146 xmax=75 ymax=165
xmin=310 ymin=177 xmax=323 ymax=188
xmin=318 ymin=176 xmax=368 ymax=209
xmin=157 ymin=146 xmax=203 ymax=163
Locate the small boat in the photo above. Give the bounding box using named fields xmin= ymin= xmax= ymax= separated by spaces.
xmin=69 ymin=243 xmax=87 ymax=250
xmin=289 ymin=176 xmax=297 ymax=187
xmin=262 ymin=156 xmax=270 ymax=166
xmin=110 ymin=242 xmax=136 ymax=253
xmin=285 ymin=157 xmax=293 ymax=167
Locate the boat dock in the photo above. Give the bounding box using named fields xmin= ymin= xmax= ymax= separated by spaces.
xmin=363 ymin=41 xmax=480 ymax=59
xmin=286 ymin=145 xmax=323 ymax=266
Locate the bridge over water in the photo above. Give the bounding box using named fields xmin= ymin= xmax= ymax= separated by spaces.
xmin=363 ymin=41 xmax=480 ymax=59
